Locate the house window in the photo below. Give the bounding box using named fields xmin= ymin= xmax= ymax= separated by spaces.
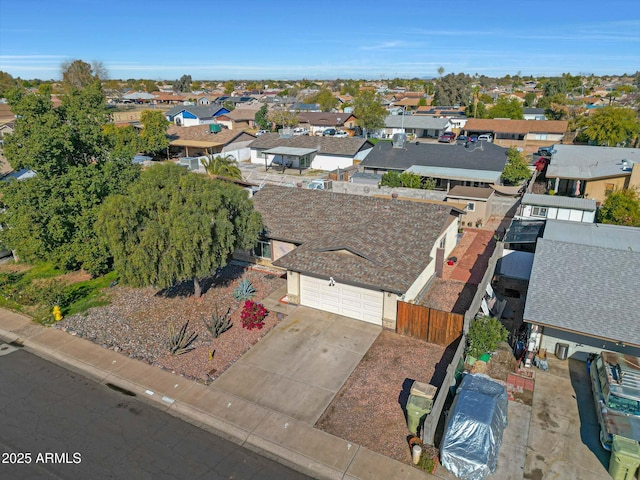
xmin=467 ymin=202 xmax=476 ymax=212
xmin=535 ymin=134 xmax=548 ymax=141
xmin=299 ymin=155 xmax=310 ymax=168
xmin=531 ymin=206 xmax=548 ymax=218
xmin=253 ymin=240 xmax=271 ymax=259
xmin=439 ymin=236 xmax=446 ymax=249
xmin=605 ymin=183 xmax=615 ymax=196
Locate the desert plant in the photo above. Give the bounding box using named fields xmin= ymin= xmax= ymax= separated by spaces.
xmin=167 ymin=321 xmax=198 ymax=355
xmin=240 ymin=300 xmax=268 ymax=330
xmin=467 ymin=315 xmax=508 ymax=359
xmin=203 ymin=305 xmax=233 ymax=338
xmin=233 ymin=278 xmax=256 ymax=302
xmin=416 ymin=450 xmax=439 ymax=474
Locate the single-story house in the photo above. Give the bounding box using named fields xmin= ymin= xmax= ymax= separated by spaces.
xmin=464 ymin=119 xmax=568 ymax=153
xmin=523 ymin=108 xmax=547 ymax=121
xmin=517 ymin=193 xmax=596 ymax=223
xmin=215 ymin=108 xmax=261 ymax=130
xmin=523 ymin=220 xmax=640 ymax=359
xmin=296 ymin=112 xmax=358 ymax=136
xmin=445 ymin=186 xmax=494 ymax=227
xmin=167 ymin=124 xmax=256 ymax=160
xmin=544 ymin=144 xmax=640 ymax=204
xmin=164 ymin=105 xmax=230 ymax=127
xmin=241 ymin=185 xmax=463 ymax=328
xmin=359 ymin=139 xmax=509 ymax=191
xmin=382 ymin=115 xmax=451 ymax=139
xmin=248 ymin=133 xmax=373 ymax=172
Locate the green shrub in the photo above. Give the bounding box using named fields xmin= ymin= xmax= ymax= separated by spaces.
xmin=467 ymin=315 xmax=508 ymax=358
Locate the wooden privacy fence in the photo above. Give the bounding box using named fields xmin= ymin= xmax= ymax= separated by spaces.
xmin=396 ymin=301 xmax=463 ymax=346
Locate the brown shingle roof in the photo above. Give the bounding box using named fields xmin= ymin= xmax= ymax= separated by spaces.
xmin=296 ymin=112 xmax=356 ymax=126
xmin=446 ymin=185 xmax=494 ymax=200
xmin=252 ymin=185 xmax=456 ymax=293
xmin=248 ymin=134 xmax=373 ymax=156
xmin=464 ymin=119 xmax=568 ymax=134
xmin=167 ymin=124 xmax=254 ymax=145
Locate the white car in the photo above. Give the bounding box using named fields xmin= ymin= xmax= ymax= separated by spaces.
xmin=293 ymin=127 xmax=309 ymax=136
xmin=255 ymin=130 xmax=269 ymax=136
xmin=478 ymin=134 xmax=493 ymax=142
xmin=334 ymin=131 xmax=349 ymax=138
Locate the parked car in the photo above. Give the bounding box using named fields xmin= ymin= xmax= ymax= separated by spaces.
xmin=293 ymin=127 xmax=309 ymax=136
xmin=457 ymin=134 xmax=469 ymax=144
xmin=322 ymin=128 xmax=337 ymax=136
xmin=255 ymin=130 xmax=269 ymax=136
xmin=307 ymin=179 xmax=326 ymax=190
xmin=589 ymin=351 xmax=640 ymax=450
xmin=438 ymin=131 xmax=456 ymax=143
xmin=334 ymin=130 xmax=349 ymax=138
xmin=536 ymin=146 xmax=555 ymax=157
xmin=478 ymin=134 xmax=493 ymax=142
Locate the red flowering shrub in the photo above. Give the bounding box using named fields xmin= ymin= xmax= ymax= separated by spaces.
xmin=240 ymin=300 xmax=268 ymax=330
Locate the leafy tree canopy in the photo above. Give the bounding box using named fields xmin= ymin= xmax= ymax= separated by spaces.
xmin=173 ymin=75 xmax=192 ymax=93
xmin=596 ymin=188 xmax=640 ymax=227
xmin=433 ymin=72 xmax=472 ymax=106
xmin=304 ymin=88 xmax=338 ymax=112
xmin=0 ymin=71 xmax=18 ymax=97
xmin=200 ymin=154 xmax=242 ymax=180
xmin=501 ymin=147 xmax=531 ymax=185
xmin=139 ymin=110 xmax=169 ymax=156
xmin=60 ymin=60 xmax=104 ymax=92
xmin=96 ymin=164 xmax=263 ymax=297
xmin=268 ymin=108 xmax=298 ymax=128
xmin=254 ymin=104 xmax=270 ymax=130
xmin=487 ymin=97 xmax=524 ymax=119
xmin=581 ymin=106 xmax=640 ymax=147
xmin=353 ymin=90 xmax=386 ymax=133
xmin=223 ymin=81 xmax=235 ymax=95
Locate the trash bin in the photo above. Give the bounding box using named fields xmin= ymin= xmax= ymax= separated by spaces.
xmin=407 ymin=394 xmax=433 ymax=435
xmin=554 ymin=342 xmax=569 ymax=360
xmin=609 ymin=435 xmax=640 ymax=480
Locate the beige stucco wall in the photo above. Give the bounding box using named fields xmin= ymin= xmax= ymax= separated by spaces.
xmin=584 ymin=176 xmax=629 ymax=204
xmin=629 ymin=163 xmax=640 ymax=190
xmin=383 ymin=293 xmax=398 ymax=330
xmin=272 ymin=240 xmax=296 ymax=261
xmin=287 ymin=271 xmax=300 ymax=304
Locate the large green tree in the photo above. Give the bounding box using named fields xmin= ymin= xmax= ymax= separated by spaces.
xmin=254 ymin=104 xmax=270 ymax=130
xmin=353 ymin=90 xmax=386 ymax=135
xmin=200 ymin=154 xmax=242 ymax=180
xmin=96 ymin=164 xmax=262 ymax=298
xmin=487 ymin=97 xmax=524 ymax=119
xmin=139 ymin=110 xmax=169 ymax=156
xmin=501 ymin=147 xmax=531 ymax=185
xmin=305 ymin=88 xmax=338 ymax=112
xmin=0 ymin=73 xmax=140 ymax=273
xmin=0 ymin=71 xmax=18 ymax=97
xmin=581 ymin=106 xmax=640 ymax=147
xmin=596 ymin=189 xmax=640 ymax=227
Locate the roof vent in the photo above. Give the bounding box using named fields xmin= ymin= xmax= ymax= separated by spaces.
xmin=621 ymin=159 xmax=632 ymax=171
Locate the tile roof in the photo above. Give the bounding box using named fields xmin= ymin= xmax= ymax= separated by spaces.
xmin=248 ymin=134 xmax=373 ymax=157
xmin=360 ymin=140 xmax=509 ymax=172
xmin=251 ymin=185 xmax=456 ymax=293
xmin=464 ymin=119 xmax=568 ymax=134
xmin=524 ymin=237 xmax=640 ymax=347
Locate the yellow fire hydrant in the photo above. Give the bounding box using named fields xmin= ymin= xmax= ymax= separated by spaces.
xmin=52 ymin=305 xmax=63 ymax=321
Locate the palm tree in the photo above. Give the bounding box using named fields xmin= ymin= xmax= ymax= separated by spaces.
xmin=200 ymin=154 xmax=242 ymax=180
xmin=472 ymin=86 xmax=480 ymax=118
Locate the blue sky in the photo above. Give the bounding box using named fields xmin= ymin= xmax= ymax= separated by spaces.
xmin=1 ymin=0 xmax=639 ymax=81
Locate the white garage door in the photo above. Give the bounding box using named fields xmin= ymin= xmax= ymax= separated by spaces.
xmin=300 ymin=275 xmax=384 ymax=325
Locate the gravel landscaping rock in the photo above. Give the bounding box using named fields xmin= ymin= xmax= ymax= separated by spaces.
xmin=57 ymin=264 xmax=285 ymax=381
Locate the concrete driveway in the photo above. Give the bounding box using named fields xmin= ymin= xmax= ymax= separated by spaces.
xmin=212 ymin=306 xmax=381 ymax=425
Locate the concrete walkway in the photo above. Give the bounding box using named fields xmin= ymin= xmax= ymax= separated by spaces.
xmin=0 ymin=307 xmax=434 ymax=480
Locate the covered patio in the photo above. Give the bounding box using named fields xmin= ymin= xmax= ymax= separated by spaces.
xmin=262 ymin=146 xmax=318 ymax=174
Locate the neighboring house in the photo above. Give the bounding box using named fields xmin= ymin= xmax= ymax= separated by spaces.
xmin=464 ymin=119 xmax=568 ymax=153
xmin=296 ymin=112 xmax=358 ymax=136
xmin=248 ymin=133 xmax=373 ymax=171
xmin=214 ymin=96 xmax=258 ymax=107
xmin=414 ymin=106 xmax=468 ymax=130
xmin=1 ymin=168 xmax=37 ymax=182
xmin=122 ymin=92 xmax=156 ymax=103
xmin=445 ymin=186 xmax=494 ymax=227
xmin=382 ymin=115 xmax=450 ymax=139
xmin=290 ymin=103 xmax=320 ymax=112
xmin=241 ymin=185 xmax=462 ymax=328
xmin=544 ymin=144 xmax=640 ymax=204
xmin=216 ymin=108 xmax=260 ymax=130
xmin=517 ymin=193 xmax=596 ymax=223
xmin=0 ymin=120 xmax=15 ymax=139
xmin=164 ymin=105 xmax=230 ymax=127
xmin=523 ymin=108 xmax=547 ymax=121
xmin=359 ymin=138 xmax=509 ymax=191
xmin=523 ymin=220 xmax=640 ymax=359
xmin=167 ymin=124 xmax=256 ymax=160
xmin=150 ymin=92 xmax=186 ymax=104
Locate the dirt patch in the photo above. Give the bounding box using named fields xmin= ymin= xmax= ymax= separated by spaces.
xmin=315 ymin=330 xmax=456 ymax=464
xmin=58 ymin=264 xmax=286 ymax=382
xmin=0 ymin=262 xmax=31 ymax=274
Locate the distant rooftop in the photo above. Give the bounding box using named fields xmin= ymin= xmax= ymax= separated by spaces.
xmin=503 ymin=219 xmax=546 ymax=244
xmin=543 ymin=220 xmax=640 ymax=252
xmin=546 ymin=144 xmax=640 ymax=180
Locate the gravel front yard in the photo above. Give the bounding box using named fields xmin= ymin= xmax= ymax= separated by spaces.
xmin=315 ymin=330 xmax=457 ymax=464
xmin=57 ymin=264 xmax=285 ymax=382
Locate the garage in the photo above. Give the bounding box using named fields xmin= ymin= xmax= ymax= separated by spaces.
xmin=300 ymin=275 xmax=384 ymax=325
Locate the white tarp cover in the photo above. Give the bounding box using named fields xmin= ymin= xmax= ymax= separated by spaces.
xmin=440 ymin=373 xmax=508 ymax=479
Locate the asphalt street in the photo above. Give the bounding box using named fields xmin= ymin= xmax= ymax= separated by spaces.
xmin=0 ymin=347 xmax=312 ymax=480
